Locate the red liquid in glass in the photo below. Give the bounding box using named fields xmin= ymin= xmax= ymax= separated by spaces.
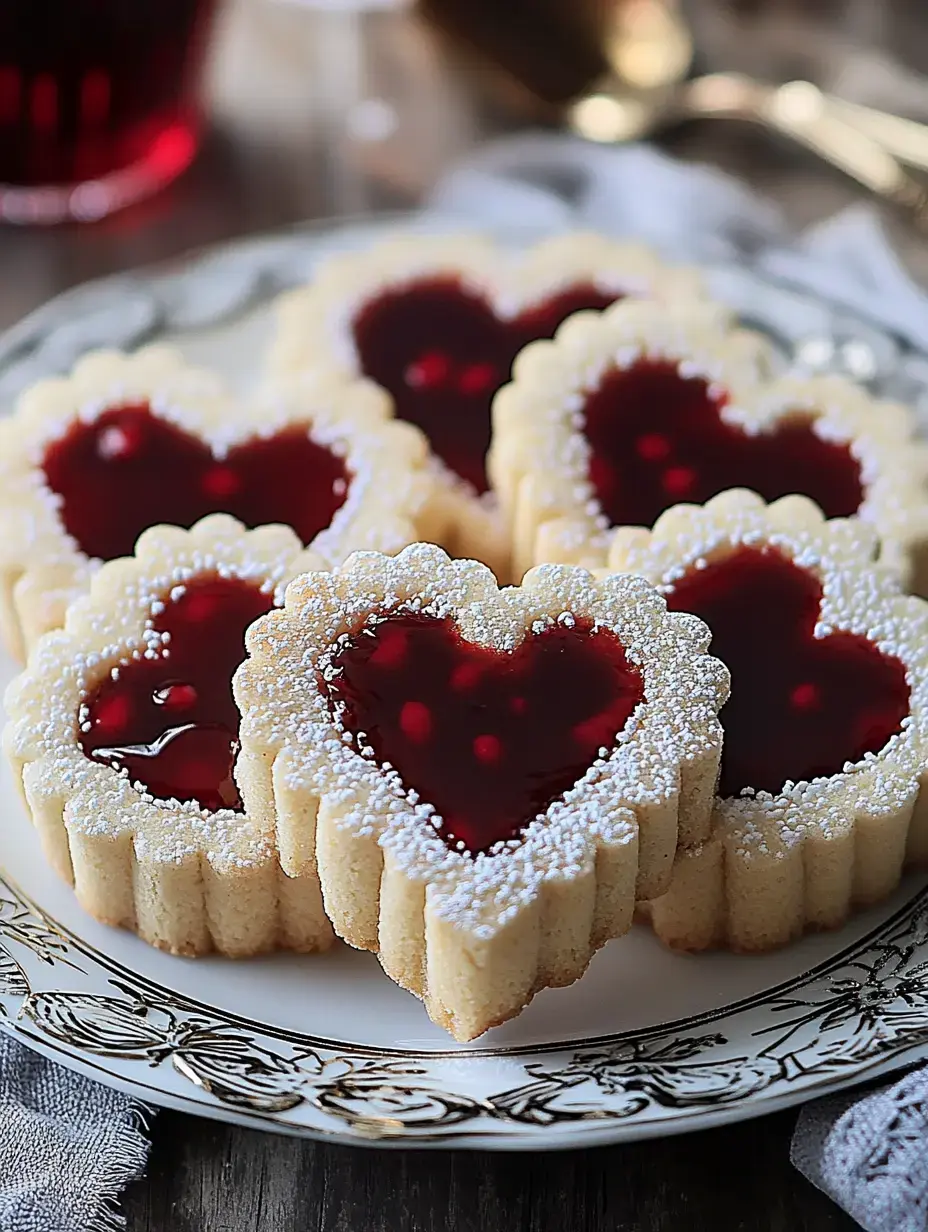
xmin=0 ymin=0 xmax=216 ymax=221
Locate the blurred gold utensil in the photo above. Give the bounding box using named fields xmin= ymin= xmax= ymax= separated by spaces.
xmin=569 ymin=1 xmax=928 ymax=229
xmin=418 ymin=0 xmax=928 ymax=224
xmin=572 ymin=74 xmax=928 ymax=227
xmin=605 ymin=0 xmax=693 ymax=92
xmin=598 ymin=0 xmax=928 ymax=173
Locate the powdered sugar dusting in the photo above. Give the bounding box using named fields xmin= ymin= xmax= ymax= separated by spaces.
xmin=0 ymin=346 xmax=432 ymax=654
xmin=494 ymin=300 xmax=928 ymax=586
xmin=5 ymin=514 xmax=318 ymax=871
xmin=236 ymin=542 xmax=729 ymax=935
xmin=608 ymin=490 xmax=928 ymax=852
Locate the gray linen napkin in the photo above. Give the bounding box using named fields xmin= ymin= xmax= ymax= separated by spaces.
xmin=0 ymin=1035 xmax=149 ymax=1231
xmin=792 ymin=1071 xmax=928 ymax=1232
xmin=431 ymin=135 xmax=928 ymax=1230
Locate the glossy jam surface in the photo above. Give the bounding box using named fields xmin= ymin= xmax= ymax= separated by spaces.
xmin=665 ymin=546 xmax=909 ymax=798
xmin=324 ymin=611 xmax=644 ymax=855
xmin=79 ymin=576 xmax=274 ymax=811
xmin=582 ymin=361 xmax=864 ymax=528
xmin=352 ymin=276 xmax=618 ymax=492
xmin=43 ymin=404 xmax=349 ymax=560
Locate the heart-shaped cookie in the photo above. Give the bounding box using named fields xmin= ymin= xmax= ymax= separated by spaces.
xmin=0 ymin=346 xmax=433 ymax=660
xmin=491 ymin=299 xmax=928 ymax=589
xmin=3 ymin=514 xmax=334 ymax=957
xmin=610 ymin=491 xmax=928 ymax=953
xmin=270 ymin=233 xmax=717 ymax=577
xmin=234 ymin=543 xmax=729 ymax=1040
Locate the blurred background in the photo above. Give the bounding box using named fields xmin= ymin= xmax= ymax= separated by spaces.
xmin=2 ymin=0 xmax=928 ymax=325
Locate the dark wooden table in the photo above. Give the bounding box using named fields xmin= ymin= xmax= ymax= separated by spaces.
xmin=120 ymin=1106 xmax=855 ymax=1231
xmin=4 ymin=6 xmax=925 ymax=1228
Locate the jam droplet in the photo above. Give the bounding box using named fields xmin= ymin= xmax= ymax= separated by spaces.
xmin=404 ymin=350 xmax=451 ymax=391
xmin=202 ymin=464 xmax=242 ymax=501
xmin=352 ymin=277 xmax=618 ymax=493
xmin=661 ymin=465 xmax=697 ymax=499
xmin=450 ymin=661 xmax=482 ymax=692
xmin=457 ymin=362 xmax=497 ymax=396
xmin=665 ymin=546 xmax=909 ymax=798
xmin=636 ymin=433 xmax=670 ymax=462
xmin=79 ymin=576 xmax=275 ymax=811
xmin=582 ymin=360 xmax=865 ymax=529
xmin=153 ymin=683 xmax=198 ymax=711
xmin=323 ymin=612 xmax=644 ymax=855
xmin=473 ymin=733 xmax=502 ymax=764
xmin=42 ymin=405 xmax=351 ymax=561
xmin=790 ymin=682 xmax=820 ymax=712
xmin=399 ymin=700 xmax=432 ymax=743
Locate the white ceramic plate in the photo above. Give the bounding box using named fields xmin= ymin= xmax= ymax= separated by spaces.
xmin=3 ymin=216 xmax=928 ymax=1150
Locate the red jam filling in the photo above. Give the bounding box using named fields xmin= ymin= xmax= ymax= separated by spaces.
xmin=323 ymin=611 xmax=644 ymax=855
xmin=582 ymin=360 xmax=864 ymax=528
xmin=79 ymin=576 xmax=274 ymax=811
xmin=43 ymin=405 xmax=349 ymax=561
xmin=352 ymin=276 xmax=618 ymax=492
xmin=664 ymin=546 xmax=909 ymax=798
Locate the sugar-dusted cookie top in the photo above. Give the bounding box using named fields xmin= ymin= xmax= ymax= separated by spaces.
xmin=269 ymin=233 xmax=717 ymax=576
xmin=3 ymin=514 xmax=334 ymax=957
xmin=613 ymin=491 xmax=928 ymax=952
xmin=0 ymin=345 xmax=432 ymax=658
xmin=491 ymin=298 xmax=928 ymax=586
xmin=234 ymin=542 xmax=729 ymax=1038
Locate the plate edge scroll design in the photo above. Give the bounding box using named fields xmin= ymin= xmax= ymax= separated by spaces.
xmin=3 ymin=875 xmax=928 ymax=1141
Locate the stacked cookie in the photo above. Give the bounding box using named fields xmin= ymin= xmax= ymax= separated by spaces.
xmin=4 ymin=232 xmax=928 ymax=1041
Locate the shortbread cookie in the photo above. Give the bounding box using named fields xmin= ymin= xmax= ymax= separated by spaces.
xmin=0 ymin=345 xmax=431 ymax=661
xmin=611 ymin=491 xmax=928 ymax=953
xmin=234 ymin=543 xmax=728 ymax=1039
xmin=3 ymin=514 xmax=334 ymax=957
xmin=269 ymin=233 xmax=714 ymax=578
xmin=490 ymin=299 xmax=928 ymax=586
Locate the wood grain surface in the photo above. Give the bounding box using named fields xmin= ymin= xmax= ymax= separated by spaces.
xmin=2 ymin=5 xmax=925 ymax=1228
xmin=121 ymin=1108 xmax=857 ymax=1232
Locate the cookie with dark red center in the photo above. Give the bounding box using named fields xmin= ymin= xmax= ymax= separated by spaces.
xmin=269 ymin=233 xmax=716 ymax=579
xmin=608 ymin=491 xmax=928 ymax=953
xmin=491 ymin=300 xmax=928 ymax=586
xmin=234 ymin=543 xmax=728 ymax=1039
xmin=0 ymin=346 xmax=433 ymax=661
xmin=3 ymin=514 xmax=334 ymax=957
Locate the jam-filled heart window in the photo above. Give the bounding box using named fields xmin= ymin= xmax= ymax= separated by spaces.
xmin=664 ymin=545 xmax=910 ymax=798
xmin=494 ymin=301 xmax=928 ymax=587
xmin=352 ymin=276 xmax=618 ymax=492
xmin=581 ymin=361 xmax=864 ymax=529
xmin=80 ymin=574 xmax=275 ymax=811
xmin=44 ymin=404 xmax=349 ymax=561
xmin=322 ymin=609 xmax=645 ymax=855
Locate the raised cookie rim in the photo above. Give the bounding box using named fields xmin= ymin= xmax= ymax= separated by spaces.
xmin=234 ymin=542 xmax=729 ymax=936
xmin=491 ymin=300 xmax=928 ymax=585
xmin=0 ymin=346 xmax=433 ymax=653
xmin=3 ymin=513 xmax=323 ymax=871
xmin=607 ymin=489 xmax=928 ymax=845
